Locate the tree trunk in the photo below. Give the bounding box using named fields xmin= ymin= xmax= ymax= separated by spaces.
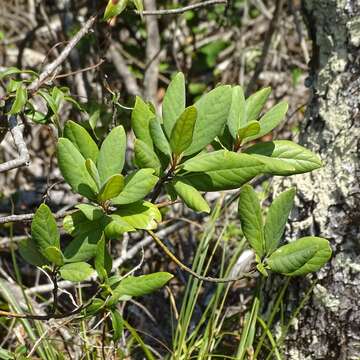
xmin=274 ymin=1 xmax=360 ymax=358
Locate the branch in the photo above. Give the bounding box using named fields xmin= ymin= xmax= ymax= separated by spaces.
xmin=0 ymin=209 xmax=74 ymax=225
xmin=141 ymin=0 xmax=227 ymax=15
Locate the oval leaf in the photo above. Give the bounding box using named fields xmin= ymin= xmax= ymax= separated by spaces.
xmin=19 ymin=238 xmax=49 ymax=267
xmin=228 ymin=85 xmax=246 ymax=138
xmin=59 ymin=262 xmax=95 ymax=282
xmin=134 ymin=139 xmax=161 ymax=175
xmin=245 ymin=87 xmax=271 ymax=122
xmin=149 ymin=117 xmax=171 ymax=156
xmin=10 ymin=85 xmax=27 ymax=114
xmin=98 ymin=174 xmax=125 ymax=202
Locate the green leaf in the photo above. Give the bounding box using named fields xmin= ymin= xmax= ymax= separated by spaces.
xmin=59 ymin=262 xmax=95 ymax=282
xmin=243 ymin=102 xmax=288 ymax=143
xmin=131 ymin=96 xmax=154 ymax=148
xmin=238 ymin=120 xmax=261 ymax=141
xmin=104 ymin=215 xmax=135 ymax=239
xmin=170 ymin=106 xmax=197 ymax=155
xmin=64 ymin=120 xmax=99 ymax=162
xmin=31 ymin=204 xmax=60 ymax=257
xmin=172 ymin=179 xmax=210 ymax=213
xmin=84 ymin=298 xmax=105 ymax=316
xmin=110 ymin=309 xmax=124 ymax=342
xmin=97 ymin=126 xmax=126 ymax=185
xmin=76 ymin=204 xmax=104 ymax=221
xmin=95 ymin=236 xmax=112 ymax=281
xmin=185 ymin=85 xmax=232 ymax=155
xmin=57 ymin=138 xmax=97 ymax=200
xmin=267 ymin=237 xmax=332 ymax=276
xmin=131 ymin=0 xmax=143 ymax=12
xmin=238 ymin=185 xmax=264 ymax=257
xmin=43 ymin=246 xmax=64 ymax=266
xmin=104 ymin=0 xmax=128 ymax=20
xmin=181 ymin=150 xmax=264 ymax=191
xmin=149 ymin=117 xmax=171 ymax=156
xmin=112 ymin=169 xmax=158 ymax=205
xmin=108 ymin=272 xmax=173 ymax=305
xmin=114 ymin=201 xmax=161 ymax=230
xmin=163 ymin=72 xmax=186 ymax=138
xmin=98 ymin=174 xmax=125 ymax=202
xmin=0 ymin=66 xmax=36 ymax=79
xmin=18 ymin=238 xmax=49 ymax=267
xmin=85 ymin=159 xmax=101 ymax=190
xmin=264 ymin=188 xmax=296 ymax=255
xmin=245 ymin=140 xmax=322 ymax=175
xmin=9 ymin=85 xmax=27 ymax=114
xmin=245 ymin=87 xmax=271 ymax=122
xmin=134 ymin=139 xmax=161 ymax=175
xmin=228 ymin=85 xmax=246 ymax=138
xmin=245 ymin=154 xmax=296 ymax=175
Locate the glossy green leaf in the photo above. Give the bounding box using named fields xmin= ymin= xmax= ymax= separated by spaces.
xmin=115 ymin=201 xmax=161 ymax=230
xmin=85 ymin=159 xmax=101 ymax=190
xmin=18 ymin=238 xmax=49 ymax=267
xmin=64 ymin=120 xmax=99 ymax=162
xmin=31 ymin=204 xmax=60 ymax=256
xmin=104 ymin=214 xmax=135 ymax=238
xmin=95 ymin=236 xmax=112 ymax=281
xmin=244 ymin=102 xmax=288 ymax=143
xmin=185 ymin=85 xmax=232 ymax=155
xmin=108 ymin=272 xmax=173 ymax=305
xmin=245 ymin=140 xmax=322 ymax=175
xmin=182 ymin=150 xmax=264 ymax=191
xmin=267 ymin=237 xmax=332 ymax=276
xmin=97 ymin=126 xmax=126 ymax=185
xmin=9 ymin=85 xmax=27 ymax=114
xmin=134 ymin=139 xmax=161 ymax=175
xmin=104 ymin=0 xmax=128 ymax=20
xmin=228 ymin=85 xmax=246 ymax=138
xmin=76 ymin=204 xmax=104 ymax=221
xmin=131 ymin=96 xmax=154 ymax=148
xmin=98 ymin=174 xmax=125 ymax=202
xmin=238 ymin=185 xmax=264 ymax=257
xmin=57 ymin=138 xmax=97 ymax=200
xmin=170 ymin=106 xmax=197 ymax=155
xmin=238 ymin=120 xmax=261 ymax=141
xmin=163 ymin=72 xmax=186 ymax=138
xmin=59 ymin=262 xmax=94 ymax=282
xmin=43 ymin=246 xmax=64 ymax=266
xmin=264 ymin=188 xmax=296 ymax=255
xmin=172 ymin=179 xmax=210 ymax=213
xmin=149 ymin=117 xmax=171 ymax=156
xmin=111 ymin=309 xmax=124 ymax=342
xmin=112 ymin=169 xmax=158 ymax=205
xmin=245 ymin=87 xmax=271 ymax=122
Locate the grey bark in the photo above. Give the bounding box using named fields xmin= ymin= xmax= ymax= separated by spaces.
xmin=273 ymin=1 xmax=360 ymax=359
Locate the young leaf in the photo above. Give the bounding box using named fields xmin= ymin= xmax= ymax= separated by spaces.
xmin=108 ymin=272 xmax=173 ymax=305
xmin=97 ymin=174 xmax=125 ymax=202
xmin=238 ymin=185 xmax=264 ymax=257
xmin=131 ymin=96 xmax=154 ymax=148
xmin=104 ymin=0 xmax=128 ymax=20
xmin=43 ymin=246 xmax=64 ymax=266
xmin=18 ymin=238 xmax=49 ymax=267
xmin=97 ymin=126 xmax=126 ymax=185
xmin=264 ymin=188 xmax=296 ymax=255
xmin=110 ymin=309 xmax=124 ymax=342
xmin=134 ymin=139 xmax=161 ymax=175
xmin=76 ymin=204 xmax=104 ymax=221
xmin=112 ymin=169 xmax=158 ymax=205
xmin=238 ymin=120 xmax=261 ymax=141
xmin=228 ymin=85 xmax=246 ymax=138
xmin=31 ymin=204 xmax=60 ymax=256
xmin=181 ymin=150 xmax=264 ymax=191
xmin=243 ymin=102 xmax=288 ymax=143
xmin=9 ymin=85 xmax=27 ymax=115
xmin=267 ymin=237 xmax=332 ymax=276
xmin=85 ymin=159 xmax=101 ymax=190
xmin=64 ymin=120 xmax=99 ymax=162
xmin=149 ymin=117 xmax=171 ymax=156
xmin=104 ymin=215 xmax=135 ymax=239
xmin=59 ymin=262 xmax=95 ymax=282
xmin=170 ymin=106 xmax=197 ymax=155
xmin=114 ymin=201 xmax=161 ymax=230
xmin=57 ymin=138 xmax=97 ymax=200
xmin=185 ymin=85 xmax=232 ymax=155
xmin=172 ymin=179 xmax=210 ymax=213
xmin=245 ymin=87 xmax=271 ymax=122
xmin=95 ymin=236 xmax=112 ymax=281
xmin=245 ymin=140 xmax=322 ymax=174
xmin=162 ymin=72 xmax=186 ymax=138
